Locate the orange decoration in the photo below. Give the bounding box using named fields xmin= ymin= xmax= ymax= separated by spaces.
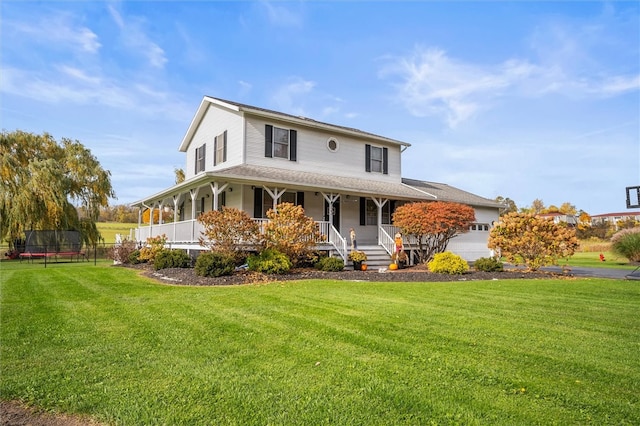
xmin=388 ymin=263 xmax=398 ymax=271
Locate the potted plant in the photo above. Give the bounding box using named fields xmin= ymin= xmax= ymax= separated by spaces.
xmin=348 ymin=250 xmax=367 ymax=270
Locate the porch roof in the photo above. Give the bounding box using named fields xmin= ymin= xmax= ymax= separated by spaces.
xmin=131 ymin=165 xmax=502 ymax=209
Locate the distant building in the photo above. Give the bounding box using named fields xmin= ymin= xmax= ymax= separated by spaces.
xmin=591 ymin=211 xmax=640 ymax=230
xmin=537 ymin=212 xmax=578 ymax=226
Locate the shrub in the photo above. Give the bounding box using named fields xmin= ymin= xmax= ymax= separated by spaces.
xmin=194 ymin=252 xmax=235 ymax=277
xmin=108 ymin=239 xmax=138 ymax=264
xmin=427 ymin=252 xmax=469 ymax=275
xmin=315 ymin=256 xmax=344 ymax=272
xmin=474 ymin=257 xmax=504 ymax=272
xmin=198 ymin=207 xmax=260 ymax=263
xmin=247 ymin=248 xmax=292 ymax=274
xmin=128 ymin=249 xmax=142 ymax=264
xmin=611 ymin=228 xmax=640 ymax=262
xmin=138 ymin=235 xmax=168 ymax=263
xmin=262 ymin=203 xmax=322 ymax=266
xmin=154 ymin=249 xmax=192 ymax=271
xmin=488 ymin=212 xmax=579 ymax=271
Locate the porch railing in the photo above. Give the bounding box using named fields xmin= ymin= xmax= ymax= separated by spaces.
xmin=135 ymin=219 xmax=347 ymax=260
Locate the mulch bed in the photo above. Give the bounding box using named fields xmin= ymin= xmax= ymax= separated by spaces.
xmin=134 ymin=263 xmax=563 ymax=286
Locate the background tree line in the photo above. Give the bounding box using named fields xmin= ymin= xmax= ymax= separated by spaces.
xmin=495 ymin=196 xmax=639 ymax=240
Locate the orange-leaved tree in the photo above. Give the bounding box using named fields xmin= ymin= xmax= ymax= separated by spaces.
xmin=392 ymin=201 xmax=476 ymax=263
xmin=142 ymin=208 xmax=172 ymax=224
xmin=198 ymin=207 xmax=260 ymax=262
xmin=488 ymin=212 xmax=579 ymax=271
xmin=262 ymin=202 xmax=322 ymax=266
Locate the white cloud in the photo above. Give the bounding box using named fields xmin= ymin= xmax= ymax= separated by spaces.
xmin=381 ymin=40 xmax=638 ymax=128
xmin=238 ymin=80 xmax=253 ymax=97
xmin=380 ymin=48 xmax=537 ymax=128
xmin=107 ymin=4 xmax=167 ymax=69
xmin=1 ymin=64 xmax=192 ymax=123
xmin=260 ymin=0 xmax=303 ymax=28
xmin=58 ymin=65 xmax=102 ymax=85
xmin=7 ymin=12 xmax=101 ymax=54
xmin=271 ymin=78 xmax=316 ymax=115
xmin=596 ymin=75 xmax=640 ymax=96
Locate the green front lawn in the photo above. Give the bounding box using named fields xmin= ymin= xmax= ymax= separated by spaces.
xmin=1 ymin=265 xmax=639 ymax=425
xmin=564 ymin=251 xmax=635 ymax=269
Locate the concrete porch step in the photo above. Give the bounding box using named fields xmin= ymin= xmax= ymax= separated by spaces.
xmin=347 ymin=244 xmax=392 ymax=269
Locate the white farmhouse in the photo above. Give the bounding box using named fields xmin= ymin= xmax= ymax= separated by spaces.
xmin=131 ymin=96 xmax=502 ymax=265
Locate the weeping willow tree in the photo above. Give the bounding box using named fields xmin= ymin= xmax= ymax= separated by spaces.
xmin=0 ymin=130 xmax=115 ymax=248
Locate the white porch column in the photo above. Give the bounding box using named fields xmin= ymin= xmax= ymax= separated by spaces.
xmin=264 ymin=187 xmax=287 ymax=212
xmin=158 ymin=201 xmax=164 ymax=225
xmin=172 ymin=194 xmax=182 ymax=242
xmin=371 ymin=197 xmax=389 ymax=229
xmin=322 ymin=192 xmax=340 ymax=228
xmin=209 ymin=181 xmax=229 ymax=211
xmin=137 ymin=206 xmax=143 ymax=242
xmin=189 ymin=188 xmax=200 ymax=242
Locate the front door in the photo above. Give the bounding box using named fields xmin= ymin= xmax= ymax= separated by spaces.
xmin=324 ymin=197 xmax=340 ymax=232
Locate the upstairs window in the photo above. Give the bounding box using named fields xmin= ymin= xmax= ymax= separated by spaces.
xmin=365 ymin=144 xmax=388 ymax=174
xmin=273 ymin=127 xmax=289 ymax=159
xmin=214 ymin=131 xmax=227 ymax=166
xmin=265 ymin=125 xmax=297 ymax=161
xmin=195 ymin=144 xmax=206 ymax=174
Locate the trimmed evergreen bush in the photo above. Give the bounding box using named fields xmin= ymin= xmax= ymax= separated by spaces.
xmin=154 ymin=249 xmax=192 ymax=271
xmin=611 ymin=228 xmax=640 ymax=262
xmin=247 ymin=248 xmax=292 ymax=274
xmin=474 ymin=257 xmax=504 ymax=272
xmin=315 ymin=256 xmax=344 ymax=272
xmin=128 ymin=249 xmax=142 ymax=264
xmin=194 ymin=252 xmax=235 ymax=277
xmin=427 ymin=252 xmax=469 ymax=275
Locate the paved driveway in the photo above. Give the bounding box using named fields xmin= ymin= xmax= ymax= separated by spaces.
xmin=541 ymin=266 xmax=639 ymax=280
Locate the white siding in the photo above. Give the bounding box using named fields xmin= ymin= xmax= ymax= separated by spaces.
xmin=184 ymin=105 xmax=244 ymax=180
xmin=244 ymin=116 xmax=403 ymax=183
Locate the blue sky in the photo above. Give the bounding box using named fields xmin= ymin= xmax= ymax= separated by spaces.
xmin=2 ymin=1 xmax=638 ymax=215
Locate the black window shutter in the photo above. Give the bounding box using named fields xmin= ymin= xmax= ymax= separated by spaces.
xmin=194 ymin=147 xmax=198 ymax=174
xmin=365 ymin=144 xmax=371 ymax=172
xmin=297 ymin=191 xmax=304 ymax=209
xmin=265 ymin=125 xmax=273 ymax=158
xmin=223 ymin=131 xmax=227 ymax=162
xmin=289 ymin=130 xmax=297 ymax=161
xmin=213 ymin=138 xmax=218 ymax=166
xmin=359 ymin=197 xmax=366 ymax=226
xmin=253 ymin=187 xmax=263 ymax=218
xmin=200 ymin=144 xmax=206 ymax=172
xmin=383 ymin=147 xmax=388 ymax=174
xmin=220 ymin=191 xmax=226 ymax=210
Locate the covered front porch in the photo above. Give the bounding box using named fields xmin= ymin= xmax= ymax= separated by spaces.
xmin=131 ymin=177 xmax=419 ymax=262
xmin=130 ymin=165 xmax=494 ymax=262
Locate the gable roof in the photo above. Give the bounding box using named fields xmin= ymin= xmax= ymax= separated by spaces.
xmin=179 ymin=96 xmax=411 ymax=152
